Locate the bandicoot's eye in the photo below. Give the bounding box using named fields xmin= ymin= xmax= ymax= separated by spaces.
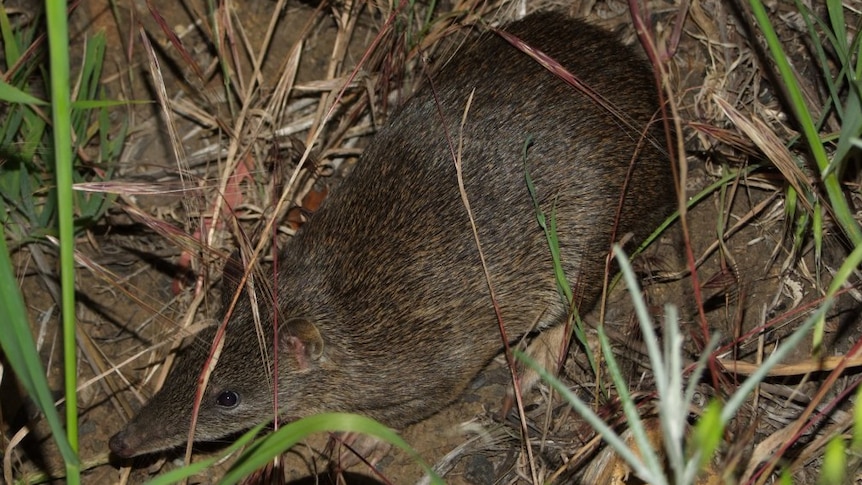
xmin=216 ymin=391 xmax=240 ymax=408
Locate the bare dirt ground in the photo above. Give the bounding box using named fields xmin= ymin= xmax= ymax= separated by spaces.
xmin=3 ymin=0 xmax=861 ymax=483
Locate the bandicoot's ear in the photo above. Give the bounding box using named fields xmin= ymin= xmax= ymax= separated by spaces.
xmin=278 ymin=318 xmax=325 ymax=366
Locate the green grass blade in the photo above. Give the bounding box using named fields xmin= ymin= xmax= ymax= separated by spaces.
xmin=853 ymin=384 xmax=862 ymax=451
xmin=0 ymin=4 xmax=21 ymax=65
xmin=830 ymin=83 xmax=862 ymax=176
xmin=45 ymin=0 xmax=80 ymax=482
xmin=826 ymin=234 xmax=862 ymax=299
xmin=142 ymin=424 xmax=268 ymax=485
xmin=819 ymin=436 xmax=846 ymax=485
xmin=70 ymin=33 xmax=106 ymax=143
xmin=0 ymin=224 xmax=79 ymax=468
xmin=749 ymin=0 xmax=862 ymax=245
xmin=689 ymin=400 xmax=724 ymax=472
xmin=856 ymin=29 xmax=862 ymax=81
xmin=826 ymin=0 xmax=848 ymax=60
xmin=0 ymin=79 xmax=48 ymax=104
xmin=523 ymin=139 xmax=598 ymax=377
xmin=20 ymin=104 xmax=47 ymax=164
xmin=222 ymin=413 xmax=443 ymax=484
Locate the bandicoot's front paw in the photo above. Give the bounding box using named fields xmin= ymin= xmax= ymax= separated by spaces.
xmin=502 ymin=323 xmax=572 ymax=416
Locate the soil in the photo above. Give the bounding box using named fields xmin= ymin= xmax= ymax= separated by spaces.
xmin=3 ymin=0 xmax=861 ymax=484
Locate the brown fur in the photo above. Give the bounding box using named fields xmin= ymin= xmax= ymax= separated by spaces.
xmin=109 ymin=11 xmax=675 ymax=458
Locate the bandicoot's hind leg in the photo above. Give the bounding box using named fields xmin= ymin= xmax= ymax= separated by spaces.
xmin=502 ymin=323 xmax=573 ymax=416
